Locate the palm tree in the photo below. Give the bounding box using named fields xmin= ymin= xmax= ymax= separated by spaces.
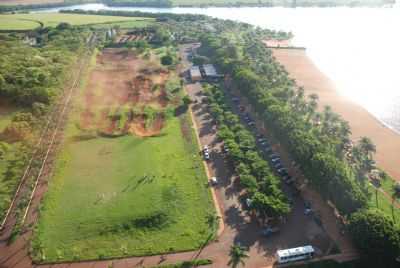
xmin=358 ymin=136 xmax=376 ymax=159
xmin=228 ymin=244 xmax=249 ymax=268
xmin=306 ymin=93 xmax=318 ymax=122
xmin=391 ymin=184 xmax=400 ymax=223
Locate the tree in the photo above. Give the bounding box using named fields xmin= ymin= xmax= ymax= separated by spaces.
xmin=228 ymin=244 xmax=249 ymax=268
xmin=0 ymin=142 xmax=9 ymax=160
xmin=392 ymin=184 xmax=400 ymax=223
xmin=358 ymin=136 xmax=376 ymax=159
xmin=161 ymin=54 xmax=173 ymax=66
xmin=348 ymin=209 xmax=400 ymax=268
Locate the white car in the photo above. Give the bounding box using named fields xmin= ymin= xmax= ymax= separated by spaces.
xmin=203 ymin=145 xmax=209 ymax=153
xmin=210 ymin=177 xmax=218 ymax=185
xmin=204 ymin=151 xmax=210 ymax=160
xmin=246 ymin=198 xmax=252 ymax=208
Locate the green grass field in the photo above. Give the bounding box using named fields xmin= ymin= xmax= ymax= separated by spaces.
xmin=368 ymin=182 xmax=400 ymax=225
xmin=0 ymin=13 xmax=154 ymax=30
xmin=32 ymin=51 xmax=215 ymax=263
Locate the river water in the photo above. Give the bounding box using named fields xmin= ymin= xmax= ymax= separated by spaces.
xmin=38 ymin=3 xmax=400 ymax=134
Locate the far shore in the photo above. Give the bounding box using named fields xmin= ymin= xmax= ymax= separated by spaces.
xmin=271 ymin=48 xmax=400 ymax=183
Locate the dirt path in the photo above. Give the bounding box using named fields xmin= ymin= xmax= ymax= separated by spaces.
xmin=271 ymin=48 xmax=400 ymax=183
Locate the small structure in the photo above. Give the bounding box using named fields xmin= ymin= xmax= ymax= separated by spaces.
xmin=201 ymin=64 xmax=223 ymax=81
xmin=190 ymin=66 xmax=202 ymax=82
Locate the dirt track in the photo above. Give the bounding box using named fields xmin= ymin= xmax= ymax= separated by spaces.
xmin=272 ymin=48 xmax=400 ymax=183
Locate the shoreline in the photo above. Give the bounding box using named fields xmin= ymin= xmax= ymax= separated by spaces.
xmin=271 ymin=48 xmax=400 ymax=182
xmin=0 ymin=2 xmax=394 ymax=11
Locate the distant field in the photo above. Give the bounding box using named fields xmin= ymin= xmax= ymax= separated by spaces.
xmin=105 ymin=0 xmax=392 ymax=7
xmin=0 ymin=0 xmax=64 ymax=5
xmin=0 ymin=13 xmax=154 ymax=30
xmin=32 ymin=49 xmax=215 ymax=262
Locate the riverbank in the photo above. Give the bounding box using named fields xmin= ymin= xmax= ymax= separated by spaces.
xmin=271 ymin=48 xmax=400 ymax=182
xmin=0 ymin=0 xmax=394 ymax=12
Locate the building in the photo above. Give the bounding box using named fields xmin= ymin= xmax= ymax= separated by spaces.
xmin=201 ymin=64 xmax=224 ymax=81
xmin=190 ymin=66 xmax=202 ymax=82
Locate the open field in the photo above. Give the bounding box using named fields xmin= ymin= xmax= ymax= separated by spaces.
xmin=0 ymin=0 xmax=64 ymax=5
xmin=0 ymin=13 xmax=154 ymax=30
xmin=32 ymin=49 xmax=215 ymax=262
xmin=105 ymin=0 xmax=392 ymax=7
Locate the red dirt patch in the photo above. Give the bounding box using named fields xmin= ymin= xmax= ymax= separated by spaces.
xmin=80 ymin=49 xmax=171 ymax=138
xmin=129 ymin=114 xmax=164 ymax=137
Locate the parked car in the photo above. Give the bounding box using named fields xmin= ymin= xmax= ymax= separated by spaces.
xmin=245 ymin=198 xmax=252 ymax=208
xmin=204 ymin=151 xmax=210 ymax=160
xmin=261 ymin=227 xmax=280 ymax=237
xmin=210 ymin=177 xmax=218 ymax=185
xmin=264 ymin=146 xmax=273 ymax=153
xmin=222 ymin=144 xmax=229 ymax=153
xmin=239 ymin=105 xmax=246 ymax=113
xmin=274 ymin=162 xmax=283 ymax=171
xmin=271 ymin=158 xmax=281 ymax=164
xmin=304 ymin=208 xmax=313 ymax=215
xmin=277 ymin=168 xmax=288 ymax=176
xmin=203 ymin=145 xmax=209 ymax=153
xmin=232 ymin=97 xmax=240 ymax=103
xmin=248 ymin=121 xmax=255 ymax=127
xmin=270 ymin=153 xmax=280 ymax=160
xmin=285 ymin=176 xmax=295 ymax=185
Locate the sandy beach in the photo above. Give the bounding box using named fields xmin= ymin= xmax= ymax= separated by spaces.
xmin=271 ymin=48 xmax=400 ymax=182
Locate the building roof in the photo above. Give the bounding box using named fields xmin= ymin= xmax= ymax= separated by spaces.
xmin=190 ymin=66 xmax=201 ymax=77
xmin=203 ymin=64 xmax=218 ymax=77
xmin=276 ymin=245 xmax=314 ymax=258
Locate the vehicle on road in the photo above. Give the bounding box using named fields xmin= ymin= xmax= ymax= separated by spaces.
xmin=245 ymin=198 xmax=252 ymax=208
xmin=276 ymin=245 xmax=315 ymax=264
xmin=262 ymin=227 xmax=280 ymax=237
xmin=203 ymin=145 xmax=209 ymax=153
xmin=270 ymin=153 xmax=280 ymax=160
xmin=204 ymin=151 xmax=210 ymax=160
xmin=210 ymin=176 xmax=218 ymax=185
xmin=277 ymin=168 xmax=288 ymax=176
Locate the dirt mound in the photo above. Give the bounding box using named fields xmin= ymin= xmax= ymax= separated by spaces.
xmin=129 ymin=114 xmax=164 ymax=137
xmin=80 ymin=49 xmax=173 ymax=138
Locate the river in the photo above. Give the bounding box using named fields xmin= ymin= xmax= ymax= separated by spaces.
xmin=38 ymin=3 xmax=400 ymax=134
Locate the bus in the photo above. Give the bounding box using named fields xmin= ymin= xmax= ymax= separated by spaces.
xmin=276 ymin=245 xmax=315 ymax=264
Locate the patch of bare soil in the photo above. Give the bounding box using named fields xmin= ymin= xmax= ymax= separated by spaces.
xmin=80 ymin=49 xmax=173 ymax=138
xmin=129 ymin=114 xmax=164 ymax=137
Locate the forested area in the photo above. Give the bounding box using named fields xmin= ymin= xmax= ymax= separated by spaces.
xmin=0 ymin=24 xmax=90 ymax=222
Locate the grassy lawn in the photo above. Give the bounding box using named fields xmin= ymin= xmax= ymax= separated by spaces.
xmin=32 ymin=50 xmax=215 ymax=263
xmin=0 ymin=13 xmax=154 ymax=30
xmin=368 ymin=182 xmax=400 ymax=225
xmin=90 ymin=19 xmax=155 ymax=29
xmin=0 ymin=16 xmax=41 ymax=30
